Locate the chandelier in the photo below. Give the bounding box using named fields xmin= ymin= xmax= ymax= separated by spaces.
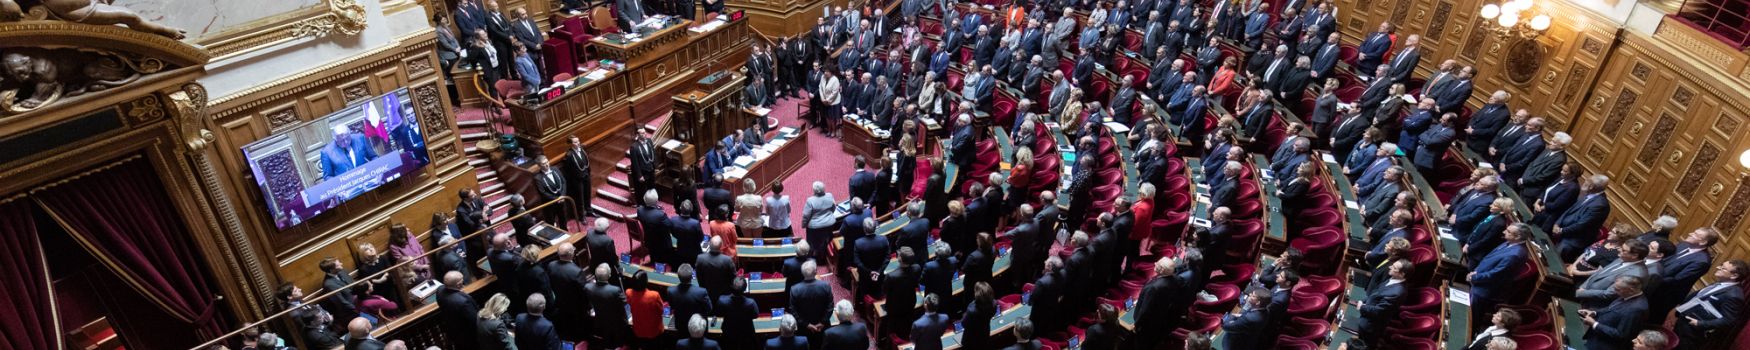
xmin=1479 ymin=0 xmax=1552 ymax=40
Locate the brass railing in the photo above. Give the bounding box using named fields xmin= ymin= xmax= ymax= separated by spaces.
xmin=190 ymin=196 xmax=576 ymax=350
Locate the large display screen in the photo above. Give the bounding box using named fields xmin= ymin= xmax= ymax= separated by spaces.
xmin=242 ymin=88 xmax=431 ymax=229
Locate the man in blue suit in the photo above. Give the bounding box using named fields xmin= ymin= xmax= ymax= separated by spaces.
xmin=319 ymin=126 xmax=378 ymax=179
xmin=1468 ymin=91 xmax=1514 ymax=155
xmin=1469 ymin=222 xmax=1530 ymax=317
xmin=1355 ymin=152 xmax=1398 ymax=200
xmin=1651 ymin=228 xmax=1721 ymax=323
xmin=1243 ymin=3 xmax=1272 ymax=50
xmin=1356 ymin=259 xmax=1411 ymax=347
xmin=1311 ymin=32 xmax=1342 ymax=79
xmin=1220 ymin=289 xmax=1271 ymax=350
xmin=1210 ymin=161 xmax=1242 ymax=211
xmin=1447 ymin=176 xmax=1499 ymax=241
xmin=1398 ymin=98 xmax=1436 ymax=159
xmin=848 ymin=156 xmax=876 ymax=203
xmin=1271 ymin=137 xmax=1312 ymax=180
xmin=1356 ymin=22 xmax=1395 ymax=77
xmin=1165 ymin=72 xmax=1200 ymax=117
xmin=911 ymin=294 xmax=951 ymax=350
xmin=766 ymin=314 xmax=811 ymax=350
xmin=1673 ymin=260 xmax=1745 ymax=350
xmin=1385 ymin=35 xmax=1422 ymax=84
xmin=1554 ymin=175 xmax=1612 ymax=263
xmin=1435 ymin=66 xmax=1475 ymax=113
xmin=514 ymin=295 xmax=563 ymax=350
xmin=1413 ymin=113 xmax=1458 ymax=174
xmin=1366 ymin=210 xmax=1412 ymax=267
xmin=1582 ymin=276 xmax=1650 ymax=350
xmin=1498 ymin=118 xmax=1547 ymax=185
xmin=1182 ymin=87 xmax=1210 ymax=148
xmin=821 ymin=301 xmax=870 ymax=349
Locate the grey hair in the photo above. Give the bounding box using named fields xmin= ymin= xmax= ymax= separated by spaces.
xmin=645 ymin=189 xmax=660 ymax=205
xmin=595 ymin=217 xmax=612 ymax=232
xmin=813 ymin=181 xmax=826 ymax=195
xmin=779 ymin=314 xmax=798 ymax=334
xmin=688 ymin=314 xmax=709 ymax=338
xmin=1652 ymin=215 xmax=1679 ymax=230
xmin=1550 ymin=132 xmax=1572 ymax=145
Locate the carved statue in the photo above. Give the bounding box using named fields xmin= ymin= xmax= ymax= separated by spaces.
xmin=0 ymin=0 xmax=186 ymax=39
xmin=0 ymin=47 xmax=143 ymax=111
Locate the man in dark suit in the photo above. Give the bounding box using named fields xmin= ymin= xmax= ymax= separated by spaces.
xmin=616 ymin=0 xmax=647 ymax=29
xmin=1554 ymin=175 xmax=1612 ymax=263
xmin=1467 ymin=91 xmax=1513 ymax=155
xmin=1531 ymin=165 xmax=1581 ymax=232
xmin=436 ymin=271 xmax=480 ymax=349
xmin=911 ymin=294 xmax=951 ymax=350
xmin=1489 ymin=111 xmax=1533 ymax=162
xmin=765 ymin=314 xmax=811 ymax=350
xmin=897 ymin=203 xmax=931 ymax=264
xmin=667 ymin=264 xmax=712 ymax=333
xmin=1210 ymin=161 xmax=1241 ymax=210
xmin=1276 ymin=56 xmax=1314 ymax=102
xmin=1582 ymin=276 xmax=1650 ymax=350
xmin=790 ymin=261 xmax=834 ymax=341
xmin=1310 ymin=79 xmax=1340 ymax=139
xmin=851 ymin=218 xmax=889 ymax=299
xmin=585 ymin=264 xmax=628 ymax=348
xmin=715 ymin=278 xmax=760 ymax=350
xmin=316 ymin=258 xmax=357 ymax=326
xmin=668 ymin=201 xmax=703 ymax=266
xmin=509 ymin=8 xmax=544 ymax=70
xmin=1257 ymin=45 xmax=1292 ymax=91
xmin=319 ymin=127 xmax=377 ymax=179
xmin=636 ymin=190 xmax=675 ymax=266
xmin=1448 ymin=177 xmax=1500 ymax=242
xmin=1220 ymin=288 xmax=1271 ymax=350
xmin=533 ymin=156 xmax=567 ymax=224
xmin=1500 ymin=123 xmax=1550 ymax=183
xmin=823 ymin=300 xmax=870 ymax=349
xmin=1073 ymin=48 xmax=1097 ymax=91
xmin=582 ymin=218 xmax=619 ymax=281
xmin=1576 ymin=240 xmax=1652 ymax=308
xmin=1414 ymin=113 xmax=1458 ymax=173
xmin=1386 ymin=35 xmax=1422 ymax=84
xmin=1331 ymin=107 xmax=1372 ymax=161
xmin=1468 ymin=223 xmax=1528 ymax=318
xmin=1243 ymin=3 xmax=1272 ymax=50
xmin=1356 ymin=22 xmax=1395 ymax=77
xmin=544 ymin=244 xmax=589 ymax=341
xmin=949 ymin=114 xmax=978 ymax=171
xmin=1112 ymin=76 xmax=1139 ymax=124
xmin=1132 ymin=257 xmax=1185 ymax=349
xmin=559 ymin=136 xmax=592 ymax=223
xmin=1357 ymin=65 xmax=1394 ymax=111
xmin=344 ymin=318 xmax=386 ymax=350
xmin=433 ymin=235 xmax=472 ymax=286
xmin=1652 ymin=228 xmax=1722 ymax=323
xmin=1357 ymin=259 xmax=1412 ymax=347
xmin=1027 ymin=258 xmax=1067 ymax=335
xmin=848 ymin=156 xmax=876 ymax=203
xmin=515 ymin=294 xmax=563 ymax=350
xmin=1520 ymin=133 xmax=1571 ymax=195
xmin=1436 ymin=66 xmax=1475 ymax=113
xmin=629 ymin=128 xmax=660 ymax=198
xmin=695 ymin=237 xmax=737 ymax=300
xmin=1673 ymin=260 xmax=1746 ymax=350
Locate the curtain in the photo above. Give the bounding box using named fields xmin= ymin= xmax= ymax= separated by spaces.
xmin=0 ymin=201 xmax=57 ymax=350
xmin=31 ymin=159 xmax=224 ymax=337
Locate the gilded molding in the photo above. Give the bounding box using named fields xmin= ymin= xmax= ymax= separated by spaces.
xmin=1652 ymin=23 xmax=1737 ymax=69
xmin=199 ymin=0 xmax=370 ymax=59
xmin=209 ymin=42 xmax=403 ymax=114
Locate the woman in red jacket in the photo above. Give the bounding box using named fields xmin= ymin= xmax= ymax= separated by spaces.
xmin=1209 ymin=57 xmax=1242 ymax=107
xmin=625 ymin=271 xmax=666 ymax=349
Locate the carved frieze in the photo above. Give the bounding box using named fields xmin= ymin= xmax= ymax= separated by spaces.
xmin=1581 ymin=37 xmax=1603 ymax=55
xmin=1560 ymin=65 xmax=1590 ymax=107
xmin=0 ymin=46 xmax=171 ymax=115
xmin=1675 ymin=143 xmax=1720 ymax=199
xmin=1391 ymin=0 xmax=1412 ymax=25
xmin=1461 ymin=17 xmax=1486 ymax=60
xmin=412 ymin=84 xmax=451 ymax=136
xmin=432 ymin=142 xmax=458 ymax=161
xmin=342 ymin=83 xmax=370 ymax=103
xmin=1716 ymin=177 xmax=1750 ymax=232
xmin=266 ymin=107 xmax=300 ymax=130
xmin=1426 ymin=2 xmax=1451 ymax=41
xmin=1599 ymin=89 xmax=1638 ymax=138
xmin=1587 ymin=144 xmax=1608 ymax=163
xmin=1623 ymin=173 xmax=1646 ymax=193
xmin=124 ymin=95 xmax=165 ymax=123
xmin=1718 ymin=114 xmax=1741 ymax=136
xmin=1630 ymin=62 xmax=1651 ymax=81
xmin=1 ymin=0 xmax=186 ymax=39
xmin=1504 ymin=40 xmax=1543 ymax=86
xmin=1671 ymin=87 xmax=1694 ymax=107
xmin=1634 ymin=113 xmax=1678 ymax=166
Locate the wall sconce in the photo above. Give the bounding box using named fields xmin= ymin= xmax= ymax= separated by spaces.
xmin=1479 ymin=0 xmax=1551 ymax=40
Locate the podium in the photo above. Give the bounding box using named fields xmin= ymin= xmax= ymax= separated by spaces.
xmin=670 ymin=71 xmax=751 ymax=160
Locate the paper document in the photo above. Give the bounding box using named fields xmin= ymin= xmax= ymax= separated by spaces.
xmin=1449 ymin=288 xmax=1472 ymax=305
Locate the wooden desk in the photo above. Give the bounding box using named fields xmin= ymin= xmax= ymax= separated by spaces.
xmin=723 ymin=130 xmax=810 ymax=196
xmin=841 ymin=120 xmax=887 ymax=162
xmin=592 ymin=19 xmax=694 ymax=66
xmin=508 ymin=17 xmax=753 ymax=159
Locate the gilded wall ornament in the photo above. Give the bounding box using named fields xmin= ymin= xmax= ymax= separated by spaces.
xmin=0 ymin=47 xmax=161 ymax=114
xmin=0 ymin=0 xmax=186 ymax=39
xmin=1503 ymin=39 xmax=1542 ymax=86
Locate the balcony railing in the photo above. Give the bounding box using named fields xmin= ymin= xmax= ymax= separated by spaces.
xmin=1672 ymin=0 xmax=1750 ymax=49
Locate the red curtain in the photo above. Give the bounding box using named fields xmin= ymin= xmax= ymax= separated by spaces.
xmin=32 ymin=159 xmax=225 ymax=337
xmin=0 ymin=201 xmax=57 ymax=350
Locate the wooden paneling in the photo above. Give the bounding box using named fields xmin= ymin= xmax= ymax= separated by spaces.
xmin=204 ymin=29 xmax=479 ymax=293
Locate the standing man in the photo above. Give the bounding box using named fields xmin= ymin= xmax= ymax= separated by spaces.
xmin=629 ymin=128 xmax=659 ymax=201
xmin=534 ymin=156 xmax=568 ymax=225
xmin=1673 ymin=260 xmax=1746 ymax=350
xmin=561 ymin=136 xmax=592 ymax=225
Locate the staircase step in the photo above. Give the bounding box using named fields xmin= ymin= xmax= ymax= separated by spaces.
xmin=468 ymin=157 xmax=489 ymax=168
xmin=596 ymin=186 xmax=633 ymax=206
xmin=458 ymin=119 xmax=489 ymax=129
xmin=606 ymin=173 xmax=631 ymax=190
xmin=480 ymin=180 xmax=504 ymax=195
xmin=590 ymin=203 xmax=632 ymax=222
xmin=616 ymin=158 xmax=631 ymax=172
xmin=461 ymin=132 xmax=491 ymax=142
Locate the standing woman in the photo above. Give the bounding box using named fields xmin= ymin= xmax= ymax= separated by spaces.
xmin=735 ymin=180 xmax=766 ymax=238
xmin=802 ymin=182 xmax=838 ymax=262
xmin=475 ymin=293 xmax=516 ymax=350
xmin=1008 ymin=147 xmax=1036 ymax=208
xmin=763 ymin=182 xmax=794 ymax=239
xmin=960 ymin=282 xmax=998 ymax=349
xmin=1210 ymin=57 xmax=1241 ymax=108
xmin=626 ymin=271 xmax=667 ymax=349
xmin=709 ymin=204 xmax=740 ymax=259
xmin=1058 ymin=88 xmax=1085 ymax=132
xmin=385 ymin=223 xmax=430 ymax=280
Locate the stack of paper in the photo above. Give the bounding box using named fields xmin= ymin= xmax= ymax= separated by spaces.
xmin=733 ymin=156 xmax=756 ymax=167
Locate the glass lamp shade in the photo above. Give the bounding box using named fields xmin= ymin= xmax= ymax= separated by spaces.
xmin=1480 ymin=4 xmax=1500 ymax=19
xmin=1529 ymin=15 xmax=1551 ymax=30
xmin=1739 ymin=149 xmax=1750 ymax=169
xmin=1498 ymin=13 xmax=1519 ymax=27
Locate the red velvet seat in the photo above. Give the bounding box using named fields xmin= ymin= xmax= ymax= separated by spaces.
xmin=541 ymin=38 xmax=576 ymax=80
xmin=1194 ymin=283 xmax=1240 ymax=312
xmin=1227 ymin=219 xmax=1265 ymax=259
xmin=1150 ymin=211 xmax=1190 ymax=244
xmin=1390 ymin=335 xmax=1440 ymax=350
xmin=1284 ymin=317 xmax=1330 ymax=342
xmin=1400 ymin=287 xmax=1444 ymax=315
xmin=1274 ymin=338 xmax=1319 ymax=350
xmin=1505 ymin=305 xmax=1551 ymax=330
xmin=1512 ymin=332 xmax=1558 ymax=350
xmin=1288 ymin=227 xmax=1346 ymax=275
xmin=1292 ymin=209 xmax=1342 ymax=233
xmin=1339 ymin=45 xmax=1359 ymax=66
xmin=1209 ymin=263 xmax=1255 ymax=286
xmin=946 ymin=69 xmax=966 ymax=92
xmin=1297 ymin=275 xmax=1346 ymax=298
xmin=1123 ymin=30 xmax=1143 ymax=52
xmin=1406 ymin=245 xmax=1437 ymax=286
xmin=1507 ymin=254 xmax=1541 ymax=304
xmin=1286 ymin=292 xmax=1333 ymax=319
xmin=1387 ymin=314 xmax=1441 ymax=339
